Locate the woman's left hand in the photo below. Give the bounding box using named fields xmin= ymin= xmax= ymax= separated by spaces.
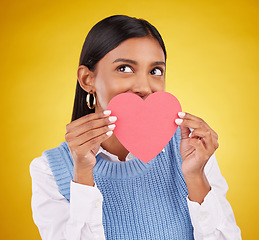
xmin=175 ymin=112 xmax=219 ymax=179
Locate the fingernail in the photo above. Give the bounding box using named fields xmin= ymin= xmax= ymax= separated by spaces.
xmin=108 ymin=124 xmax=116 ymax=130
xmin=104 ymin=110 xmax=111 ymax=116
xmin=178 ymin=112 xmax=185 ymax=118
xmin=106 ymin=131 xmax=113 ymax=136
xmin=175 ymin=119 xmax=183 ymax=125
xmin=109 ymin=116 xmax=117 ymax=123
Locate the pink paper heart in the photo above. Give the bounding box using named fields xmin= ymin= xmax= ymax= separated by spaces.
xmin=107 ymin=91 xmax=182 ymax=163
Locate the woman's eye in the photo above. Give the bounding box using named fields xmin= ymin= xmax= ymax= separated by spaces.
xmin=117 ymin=65 xmax=133 ymax=73
xmin=151 ymin=68 xmax=163 ymax=76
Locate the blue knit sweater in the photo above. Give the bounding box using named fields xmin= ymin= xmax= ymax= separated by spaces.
xmin=43 ymin=127 xmax=194 ymax=239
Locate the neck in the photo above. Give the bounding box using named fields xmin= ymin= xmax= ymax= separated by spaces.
xmin=101 ymin=134 xmax=129 ymax=162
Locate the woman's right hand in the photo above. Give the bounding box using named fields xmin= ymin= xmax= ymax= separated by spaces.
xmin=65 ymin=110 xmax=117 ymax=186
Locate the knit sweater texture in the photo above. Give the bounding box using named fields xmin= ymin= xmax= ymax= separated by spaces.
xmin=43 ymin=127 xmax=194 ymax=239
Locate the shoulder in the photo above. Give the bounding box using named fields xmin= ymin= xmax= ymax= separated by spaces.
xmin=30 ymin=153 xmax=68 ymax=201
xmin=29 ymin=154 xmax=53 ymax=180
xmin=30 ymin=141 xmax=71 ymax=178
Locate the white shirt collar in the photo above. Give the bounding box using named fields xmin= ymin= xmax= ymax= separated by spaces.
xmin=96 ymin=146 xmax=166 ymax=163
xmin=96 ymin=145 xmax=136 ymax=162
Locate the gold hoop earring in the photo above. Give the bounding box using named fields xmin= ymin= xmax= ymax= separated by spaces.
xmin=86 ymin=92 xmax=96 ymax=109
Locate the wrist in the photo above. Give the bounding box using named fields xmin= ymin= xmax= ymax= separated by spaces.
xmin=184 ymin=171 xmax=211 ymax=204
xmin=183 ymin=170 xmax=206 ymax=182
xmin=73 ymin=167 xmax=95 ymax=186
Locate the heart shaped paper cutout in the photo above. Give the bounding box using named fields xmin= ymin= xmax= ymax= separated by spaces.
xmin=107 ymin=91 xmax=182 ymax=163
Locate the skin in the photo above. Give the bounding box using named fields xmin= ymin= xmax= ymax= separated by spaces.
xmin=78 ymin=36 xmax=166 ymax=161
xmin=71 ymin=36 xmax=219 ymax=204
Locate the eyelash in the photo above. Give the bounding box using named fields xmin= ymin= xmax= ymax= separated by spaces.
xmin=116 ymin=64 xmax=164 ymax=76
xmin=116 ymin=65 xmax=133 ymax=73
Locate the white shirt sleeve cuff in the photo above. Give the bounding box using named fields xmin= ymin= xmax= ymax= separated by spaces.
xmin=186 ymin=187 xmax=223 ymax=236
xmin=70 ymin=180 xmax=103 ymax=223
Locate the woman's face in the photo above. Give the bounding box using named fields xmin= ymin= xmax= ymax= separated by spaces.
xmin=92 ymin=36 xmax=166 ymax=112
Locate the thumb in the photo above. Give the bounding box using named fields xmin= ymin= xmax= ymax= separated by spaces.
xmin=91 ymin=144 xmax=101 ymax=156
xmin=179 ymin=124 xmax=191 ymax=140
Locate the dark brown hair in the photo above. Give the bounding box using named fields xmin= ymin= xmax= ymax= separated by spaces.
xmin=71 ymin=15 xmax=167 ymax=122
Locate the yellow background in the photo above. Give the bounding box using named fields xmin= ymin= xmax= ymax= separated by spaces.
xmin=1 ymin=0 xmax=258 ymax=239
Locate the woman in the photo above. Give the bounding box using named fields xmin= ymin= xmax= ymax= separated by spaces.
xmin=30 ymin=15 xmax=242 ymax=239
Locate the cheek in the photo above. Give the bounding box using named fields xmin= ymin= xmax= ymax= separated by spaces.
xmin=95 ymin=75 xmax=132 ymax=109
xmin=150 ymin=79 xmax=165 ymax=92
xmin=110 ymin=77 xmax=133 ymax=93
xmin=94 ymin=78 xmax=110 ymax=110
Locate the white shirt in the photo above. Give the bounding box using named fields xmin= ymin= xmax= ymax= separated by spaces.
xmin=30 ymin=146 xmax=242 ymax=240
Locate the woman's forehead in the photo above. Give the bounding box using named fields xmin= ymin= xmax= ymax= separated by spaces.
xmin=101 ymin=37 xmax=166 ymax=64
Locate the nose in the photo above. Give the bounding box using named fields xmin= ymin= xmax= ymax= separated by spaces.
xmin=131 ymin=75 xmax=152 ymax=99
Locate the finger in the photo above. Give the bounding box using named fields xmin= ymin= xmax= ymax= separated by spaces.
xmin=178 ymin=112 xmax=205 ymax=122
xmin=66 ymin=115 xmax=117 ymax=139
xmin=68 ymin=124 xmax=115 ymax=146
xmin=182 ymin=112 xmax=219 ymax=141
xmin=188 ymin=138 xmax=208 ymax=159
xmin=66 ymin=110 xmax=112 ymax=132
xmin=177 ymin=112 xmax=211 ymax=129
xmin=175 ymin=118 xmax=209 ymax=130
xmin=211 ymin=133 xmax=219 ymax=150
xmin=211 ymin=129 xmax=219 ymax=140
xmin=190 ymin=127 xmax=219 ymax=148
xmin=190 ymin=128 xmax=214 ymax=151
xmin=208 ymin=128 xmax=219 ymax=149
xmin=178 ymin=124 xmax=191 ymax=139
xmin=177 ymin=112 xmax=218 ymax=155
xmin=78 ymin=129 xmax=114 ymax=152
xmin=176 ymin=112 xmax=200 ymax=139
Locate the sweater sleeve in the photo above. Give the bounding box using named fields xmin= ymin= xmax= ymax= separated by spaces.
xmin=186 ymin=153 xmax=242 ymax=239
xmin=29 ymin=155 xmax=105 ymax=240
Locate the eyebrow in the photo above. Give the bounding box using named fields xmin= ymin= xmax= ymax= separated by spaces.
xmin=112 ymin=58 xmax=165 ymax=67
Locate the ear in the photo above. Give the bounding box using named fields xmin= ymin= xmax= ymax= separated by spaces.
xmin=77 ymin=65 xmax=96 ymax=93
